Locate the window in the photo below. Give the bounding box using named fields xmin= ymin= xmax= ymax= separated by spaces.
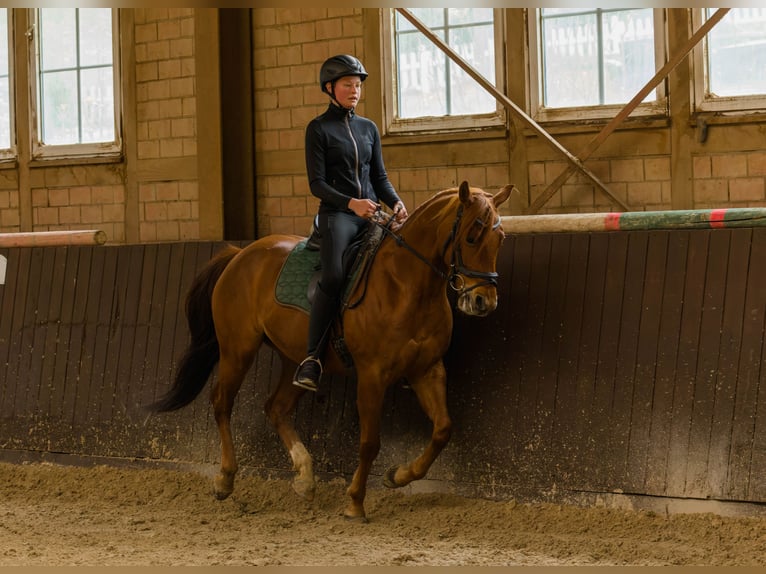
xmin=382 ymin=8 xmax=505 ymax=134
xmin=528 ymin=8 xmax=666 ymax=122
xmin=693 ymin=8 xmax=766 ymax=113
xmin=0 ymin=9 xmax=12 ymax=159
xmin=30 ymin=8 xmax=120 ymax=159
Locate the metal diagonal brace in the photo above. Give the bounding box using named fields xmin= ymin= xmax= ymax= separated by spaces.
xmin=527 ymin=8 xmax=731 ymax=214
xmin=395 ymin=8 xmax=628 ymax=211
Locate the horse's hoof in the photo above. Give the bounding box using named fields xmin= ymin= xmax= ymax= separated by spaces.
xmin=343 ymin=511 xmax=369 ymax=524
xmin=383 ymin=465 xmax=402 ymax=489
xmin=292 ymin=477 xmax=316 ymax=502
xmin=213 ymin=474 xmax=234 ymax=500
xmin=214 ymin=489 xmax=232 ymax=501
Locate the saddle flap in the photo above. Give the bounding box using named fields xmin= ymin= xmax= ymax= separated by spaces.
xmin=274 ymin=222 xmax=385 ymax=313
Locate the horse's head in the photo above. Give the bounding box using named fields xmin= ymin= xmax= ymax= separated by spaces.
xmin=445 ymin=181 xmax=512 ymax=317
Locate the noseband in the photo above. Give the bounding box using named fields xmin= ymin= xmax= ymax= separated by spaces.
xmin=441 ymin=204 xmax=500 ymax=293
xmin=374 ymin=202 xmax=500 ymax=296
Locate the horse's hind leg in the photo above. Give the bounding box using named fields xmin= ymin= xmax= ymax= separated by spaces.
xmin=264 ymin=356 xmax=316 ymax=501
xmin=383 ymin=360 xmax=452 ymax=489
xmin=211 ymin=343 xmax=259 ymax=500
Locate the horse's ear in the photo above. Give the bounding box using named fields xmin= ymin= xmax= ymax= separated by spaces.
xmin=493 ymin=184 xmax=515 ymax=208
xmin=458 ymin=180 xmax=471 ymax=204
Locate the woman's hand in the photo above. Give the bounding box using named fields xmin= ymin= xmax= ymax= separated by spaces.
xmin=393 ymin=201 xmax=408 ymax=223
xmin=348 ymin=197 xmax=380 ymax=219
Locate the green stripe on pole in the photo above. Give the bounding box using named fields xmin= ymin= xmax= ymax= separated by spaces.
xmin=617 ymin=208 xmax=766 ymax=231
xmin=501 ymin=208 xmax=766 ymax=234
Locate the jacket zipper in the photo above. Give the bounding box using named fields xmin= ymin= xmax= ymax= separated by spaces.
xmin=345 ymin=112 xmax=362 ymax=198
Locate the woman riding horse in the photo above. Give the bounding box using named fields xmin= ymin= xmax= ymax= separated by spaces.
xmin=147 ymin=179 xmax=511 ymax=521
xmin=295 ymin=54 xmax=409 ymax=392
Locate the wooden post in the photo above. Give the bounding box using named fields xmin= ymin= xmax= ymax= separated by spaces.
xmin=0 ymin=230 xmax=108 ymax=247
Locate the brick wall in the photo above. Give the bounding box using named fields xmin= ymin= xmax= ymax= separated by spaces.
xmin=31 ymin=183 xmax=127 ymax=243
xmin=138 ymin=180 xmax=199 ymax=241
xmin=253 ymin=8 xmax=364 ymax=237
xmin=693 ymin=151 xmax=766 ymax=208
xmin=529 ymin=156 xmax=672 ymax=213
xmin=135 ymin=8 xmax=196 ymax=161
xmin=526 ymin=151 xmax=766 ymax=215
xmin=135 ymin=8 xmax=199 ymax=243
xmin=0 ymin=170 xmax=19 ymax=233
xmin=17 ymin=161 xmax=127 ymax=242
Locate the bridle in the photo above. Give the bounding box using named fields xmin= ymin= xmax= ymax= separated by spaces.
xmin=373 ymin=200 xmax=501 ymax=296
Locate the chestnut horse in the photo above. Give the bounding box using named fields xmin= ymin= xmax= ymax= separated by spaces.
xmin=148 ymin=181 xmax=511 ymax=521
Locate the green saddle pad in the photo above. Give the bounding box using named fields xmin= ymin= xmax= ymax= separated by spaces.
xmin=275 ymin=224 xmax=386 ymax=316
xmin=275 ymin=239 xmax=319 ymax=314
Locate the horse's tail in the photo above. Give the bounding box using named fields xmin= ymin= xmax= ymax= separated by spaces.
xmin=146 ymin=244 xmax=241 ymax=413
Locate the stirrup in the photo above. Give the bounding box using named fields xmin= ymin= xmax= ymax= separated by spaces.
xmin=292 ymin=357 xmax=323 ymax=392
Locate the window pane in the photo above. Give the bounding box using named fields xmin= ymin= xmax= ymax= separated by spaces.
xmin=395 ymin=8 xmax=497 ymax=119
xmin=541 ymin=8 xmax=655 ymax=108
xmin=79 ymin=9 xmax=113 ymax=67
xmin=395 ymin=8 xmax=444 ymax=33
xmin=80 ymin=67 xmax=115 ymax=142
xmin=36 ymin=8 xmax=117 ymax=148
xmin=41 ymin=70 xmax=79 ymax=144
xmin=397 ymin=29 xmax=447 ymax=117
xmin=449 ymin=23 xmax=496 ymax=115
xmin=707 ymin=8 xmax=766 ymax=97
xmin=447 ymin=7 xmax=493 ymax=26
xmin=544 ymin=9 xmax=589 ymax=17
xmin=0 ymin=9 xmax=8 ymax=76
xmin=542 ymin=13 xmax=600 ymax=107
xmin=0 ymin=9 xmax=9 ymax=150
xmin=602 ymin=10 xmax=655 ymax=104
xmin=40 ymin=8 xmax=77 ymax=71
xmin=0 ymin=78 xmax=9 ymax=149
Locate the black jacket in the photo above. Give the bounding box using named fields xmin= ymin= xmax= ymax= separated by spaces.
xmin=305 ymin=104 xmax=401 ymax=214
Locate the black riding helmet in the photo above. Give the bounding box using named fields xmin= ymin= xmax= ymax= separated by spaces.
xmin=320 ymin=55 xmax=368 ymax=95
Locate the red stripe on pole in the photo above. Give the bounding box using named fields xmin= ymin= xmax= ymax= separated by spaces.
xmin=710 ymin=209 xmax=727 ymax=229
xmin=604 ymin=213 xmax=622 ymax=231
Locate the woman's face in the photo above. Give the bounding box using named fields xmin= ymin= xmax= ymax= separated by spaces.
xmin=329 ymin=75 xmax=363 ymax=109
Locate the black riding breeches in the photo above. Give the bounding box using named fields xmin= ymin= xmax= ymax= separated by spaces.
xmin=306 ymin=210 xmax=367 ymax=357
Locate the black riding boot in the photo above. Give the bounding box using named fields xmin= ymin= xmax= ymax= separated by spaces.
xmin=293 ymin=285 xmax=339 ymax=391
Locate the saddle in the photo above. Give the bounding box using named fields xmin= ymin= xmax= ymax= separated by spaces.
xmin=274 ymin=216 xmax=386 ymax=367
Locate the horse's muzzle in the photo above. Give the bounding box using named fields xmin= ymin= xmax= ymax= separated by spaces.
xmin=457 ymin=289 xmax=497 ymax=316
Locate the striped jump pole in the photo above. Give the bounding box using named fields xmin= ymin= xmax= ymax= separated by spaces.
xmin=0 ymin=229 xmax=108 ymax=247
xmin=501 ymin=208 xmax=766 ymax=234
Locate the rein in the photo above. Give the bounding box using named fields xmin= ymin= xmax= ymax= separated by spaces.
xmin=372 ymin=202 xmax=499 ymax=295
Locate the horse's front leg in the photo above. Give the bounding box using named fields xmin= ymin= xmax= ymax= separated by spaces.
xmin=345 ymin=380 xmax=386 ymax=522
xmin=383 ymin=360 xmax=452 ymax=489
xmin=264 ymin=358 xmax=316 ymax=501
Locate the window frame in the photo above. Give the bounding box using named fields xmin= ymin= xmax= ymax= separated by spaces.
xmin=381 ymin=8 xmax=507 ymax=136
xmin=691 ymin=8 xmax=766 ymax=115
xmin=527 ymin=7 xmax=668 ymax=123
xmin=27 ymin=7 xmax=122 ymax=161
xmin=0 ymin=8 xmax=15 ymax=161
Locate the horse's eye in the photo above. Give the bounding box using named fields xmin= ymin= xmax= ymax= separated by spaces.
xmin=465 ymin=217 xmax=485 ymax=245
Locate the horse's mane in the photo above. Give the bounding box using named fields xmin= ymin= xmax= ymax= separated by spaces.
xmin=400 ymin=185 xmax=494 ymax=230
xmin=413 ymin=187 xmax=457 ymax=211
